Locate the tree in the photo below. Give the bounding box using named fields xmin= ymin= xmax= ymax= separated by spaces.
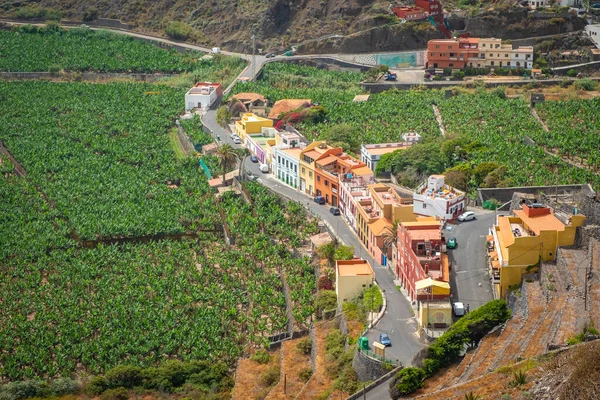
xmin=214 ymin=144 xmax=238 ymax=185
xmin=236 ymin=147 xmax=251 ymax=180
xmin=389 ymin=367 xmax=426 ymax=398
xmin=314 ymin=290 xmax=337 ymax=317
xmin=334 ymin=245 xmax=354 ymax=261
xmin=216 ymin=105 xmax=232 ymax=127
xmin=473 ymin=162 xmax=500 ymax=186
xmin=444 ymin=168 xmax=468 ymax=191
xmin=324 ymin=124 xmax=360 ymax=153
xmin=165 ymin=21 xmax=192 ymax=41
xmin=381 ymin=223 xmax=398 ymax=254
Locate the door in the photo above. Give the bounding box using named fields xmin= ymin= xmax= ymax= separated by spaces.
xmin=332 ymin=195 xmax=338 ymax=207
xmin=382 ymin=254 xmax=387 ymax=266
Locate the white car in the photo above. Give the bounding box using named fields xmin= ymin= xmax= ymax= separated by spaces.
xmin=458 ymin=211 xmax=475 ymax=221
xmin=232 ymin=137 xmax=242 ymax=145
xmin=453 ymin=302 xmax=465 ymax=317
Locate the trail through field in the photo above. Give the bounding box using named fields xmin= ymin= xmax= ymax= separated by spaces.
xmin=432 ymin=104 xmax=446 ymax=137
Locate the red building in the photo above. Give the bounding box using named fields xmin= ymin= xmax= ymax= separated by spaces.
xmin=397 ymin=219 xmax=448 ymax=301
xmin=425 ymin=37 xmax=480 ymax=69
xmin=392 ymin=6 xmax=426 ymax=21
xmin=415 ymin=0 xmax=442 ymax=19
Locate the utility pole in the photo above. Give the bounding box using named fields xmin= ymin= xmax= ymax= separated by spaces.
xmin=251 ymin=34 xmax=256 ymax=79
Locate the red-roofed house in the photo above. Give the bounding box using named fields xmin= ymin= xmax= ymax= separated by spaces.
xmin=392 ymin=6 xmax=427 ymax=21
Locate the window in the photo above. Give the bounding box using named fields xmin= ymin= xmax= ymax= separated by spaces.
xmin=507 ymin=61 xmax=511 ymax=66
xmin=449 ymin=52 xmax=455 ymax=57
xmin=515 ymin=54 xmax=519 ymax=58
xmin=495 ymin=44 xmax=500 ymax=48
xmin=505 ymin=54 xmax=509 ymax=58
xmin=449 ymin=46 xmax=453 ymax=50
xmin=278 ymin=156 xmax=281 ymax=164
xmin=317 ymin=175 xmax=320 ymax=182
xmin=491 ymin=61 xmax=495 ymax=66
xmin=431 ymin=52 xmax=435 ymax=57
xmin=436 ymin=45 xmax=440 ymax=49
xmin=294 ymin=165 xmax=297 ymax=173
xmin=449 ymin=63 xmax=453 ymax=67
xmin=301 ymin=167 xmax=305 ymax=174
xmin=423 ymin=203 xmax=427 ymax=209
xmin=482 ymin=43 xmax=486 ymax=47
xmin=309 ymin=172 xmax=312 ymax=178
xmin=325 ymin=180 xmax=329 ymax=186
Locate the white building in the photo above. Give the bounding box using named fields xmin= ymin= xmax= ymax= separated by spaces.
xmin=510 ymin=46 xmax=534 ymax=69
xmin=361 ymin=141 xmax=414 ymax=173
xmin=586 ymin=24 xmax=600 ymax=48
xmin=274 ymin=147 xmax=302 ymax=189
xmin=413 ymin=175 xmax=465 ymax=221
xmin=184 ymin=82 xmax=223 ymax=112
xmin=338 ymin=169 xmax=375 ymax=232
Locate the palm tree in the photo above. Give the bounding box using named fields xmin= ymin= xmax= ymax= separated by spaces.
xmin=382 ymin=222 xmax=399 ymax=250
xmin=215 ymin=143 xmax=238 ymax=186
xmin=236 ymin=147 xmax=251 ymax=181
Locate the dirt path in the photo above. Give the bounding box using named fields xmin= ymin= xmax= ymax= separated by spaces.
xmin=432 ymin=104 xmax=446 ymax=137
xmin=0 ymin=141 xmax=27 ymax=177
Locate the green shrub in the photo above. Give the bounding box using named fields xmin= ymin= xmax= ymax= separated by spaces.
xmin=216 ymin=105 xmax=231 ymax=127
xmin=0 ymin=381 xmax=49 ymax=400
xmin=48 ymin=64 xmax=61 ymax=75
xmin=50 ymin=378 xmax=80 ymax=395
xmin=83 ymin=8 xmax=99 ymax=22
xmin=566 ymin=69 xmax=578 ymax=77
xmin=333 ymin=364 xmax=360 ymax=394
xmin=261 ymin=366 xmax=280 ymax=387
xmin=315 ymin=290 xmax=337 ymax=317
xmin=104 ymin=365 xmax=143 ymax=389
xmin=509 ymin=370 xmax=527 ymax=387
xmin=573 ymin=78 xmax=598 ymax=91
xmin=84 ymin=376 xmax=108 ymax=396
xmin=250 ymin=349 xmax=271 ymax=364
xmin=15 ymin=6 xmax=61 ymax=20
xmin=165 ymin=21 xmax=192 ymax=41
xmin=465 ymin=392 xmax=482 ymax=400
xmin=363 ymin=286 xmax=383 ymax=312
xmin=296 ymin=337 xmax=312 ymax=355
xmin=100 ymin=387 xmax=129 ymax=400
xmin=421 ymin=300 xmax=511 ymax=377
xmin=491 ymin=86 xmax=506 ymax=99
xmin=389 ymin=367 xmax=426 ymax=398
xmin=325 ymin=329 xmax=346 ymax=361
xmin=298 ymin=368 xmax=313 ymax=383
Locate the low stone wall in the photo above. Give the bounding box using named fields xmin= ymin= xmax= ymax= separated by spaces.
xmin=346 ymin=365 xmax=402 ymax=400
xmin=351 ymin=349 xmax=394 ymax=382
xmin=477 ymin=184 xmax=594 ymax=206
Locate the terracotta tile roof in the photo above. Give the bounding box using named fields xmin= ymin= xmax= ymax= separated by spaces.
xmin=302 ymin=150 xmax=322 ymax=160
xmin=513 ymin=209 xmax=566 ymax=235
xmin=231 ymin=92 xmax=266 ymax=102
xmin=316 ymin=155 xmax=338 ymax=166
xmin=352 ymin=166 xmax=373 ymax=176
xmin=368 ymin=218 xmax=393 ymax=236
xmin=407 ymin=228 xmax=441 ymax=241
xmin=268 ymin=99 xmax=311 ymax=119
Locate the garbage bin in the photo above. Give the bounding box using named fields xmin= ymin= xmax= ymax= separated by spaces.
xmin=358 ymin=336 xmax=369 ymax=351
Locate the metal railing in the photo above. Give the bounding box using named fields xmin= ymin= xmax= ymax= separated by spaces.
xmin=356 ymin=347 xmax=401 ymax=366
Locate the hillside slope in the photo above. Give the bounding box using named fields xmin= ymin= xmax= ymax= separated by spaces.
xmin=2 ymin=0 xmax=393 ymax=52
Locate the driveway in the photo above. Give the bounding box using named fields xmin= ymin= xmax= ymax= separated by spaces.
xmin=445 ymin=209 xmax=496 ymax=311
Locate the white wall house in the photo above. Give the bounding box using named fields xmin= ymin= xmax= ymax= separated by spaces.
xmin=184 ymin=82 xmax=223 ymax=112
xmin=336 ymin=260 xmax=375 ymax=304
xmin=338 ymin=173 xmax=374 ymax=232
xmin=511 ymin=47 xmax=534 ymax=69
xmin=361 ymin=142 xmax=413 ymax=173
xmin=413 ymin=175 xmax=465 ymax=221
xmin=586 ymin=24 xmax=600 ymax=48
xmin=274 ymin=147 xmax=302 ymax=189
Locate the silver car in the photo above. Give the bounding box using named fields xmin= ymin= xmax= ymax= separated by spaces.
xmin=458 ymin=211 xmax=475 ymax=221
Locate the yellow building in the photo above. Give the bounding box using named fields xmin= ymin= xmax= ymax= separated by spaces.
xmin=298 ymin=142 xmax=342 ymax=196
xmin=492 ymin=203 xmax=585 ymax=298
xmin=415 ymin=278 xmax=452 ymax=333
xmin=234 ymin=113 xmax=273 ymax=142
xmin=336 ymin=259 xmax=375 ymax=304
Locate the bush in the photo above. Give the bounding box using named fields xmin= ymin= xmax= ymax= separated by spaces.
xmin=509 ymin=370 xmax=527 ymax=387
xmin=363 ymin=286 xmax=383 ymax=312
xmin=325 ymin=329 xmax=346 ymax=361
xmin=83 ymin=8 xmax=99 ymax=22
xmin=261 ymin=366 xmax=280 ymax=387
xmin=317 ymin=275 xmax=333 ymax=291
xmin=0 ymin=381 xmax=49 ymax=400
xmin=50 ymin=378 xmax=80 ymax=396
xmin=573 ymin=78 xmax=598 ymax=91
xmin=566 ymin=69 xmax=578 ymax=77
xmin=298 ymin=368 xmax=313 ymax=383
xmin=104 ymin=365 xmax=143 ymax=389
xmin=216 ymin=105 xmax=231 ymax=127
xmin=250 ymin=349 xmax=271 ymax=364
xmin=84 ymin=376 xmax=108 ymax=396
xmin=491 ymin=86 xmax=506 ymax=99
xmin=296 ymin=337 xmax=312 ymax=355
xmin=389 ymin=367 xmax=426 ymax=398
xmin=100 ymin=387 xmax=129 ymax=400
xmin=15 ymin=6 xmax=61 ymax=20
xmin=48 ymin=64 xmax=61 ymax=75
xmin=165 ymin=21 xmax=192 ymax=41
xmin=420 ymin=300 xmax=511 ymax=377
xmin=315 ymin=290 xmax=337 ymax=318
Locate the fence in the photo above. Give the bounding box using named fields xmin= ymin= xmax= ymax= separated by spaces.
xmin=356 ymin=347 xmax=401 ymax=367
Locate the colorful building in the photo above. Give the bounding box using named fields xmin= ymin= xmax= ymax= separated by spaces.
xmin=415 ymin=278 xmax=452 ymax=333
xmin=397 ymin=218 xmax=447 ymax=300
xmin=392 ymin=6 xmax=427 ymax=21
xmin=184 ymin=82 xmax=223 ymax=111
xmin=338 ymin=168 xmax=375 ymax=232
xmin=234 ymin=113 xmax=273 ymax=142
xmin=491 ymin=203 xmax=586 ymax=298
xmin=336 ymin=259 xmax=375 ymax=304
xmin=314 ymin=154 xmax=366 ymax=206
xmin=413 ymin=175 xmax=465 ymax=221
xmin=298 ymin=142 xmax=342 ymax=196
xmin=415 ymin=0 xmax=442 ymax=18
xmin=274 ymin=147 xmax=302 ymax=188
xmin=426 ymin=37 xmax=533 ymax=69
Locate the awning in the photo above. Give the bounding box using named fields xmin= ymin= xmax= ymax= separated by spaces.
xmin=489 ymin=251 xmax=498 ymax=259
xmin=486 ymin=235 xmax=494 ymax=242
xmin=491 ymin=260 xmax=500 ymax=269
xmin=415 ymin=278 xmax=451 ymax=295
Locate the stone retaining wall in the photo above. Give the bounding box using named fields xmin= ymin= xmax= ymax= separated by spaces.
xmin=0 ymin=71 xmax=174 ymax=81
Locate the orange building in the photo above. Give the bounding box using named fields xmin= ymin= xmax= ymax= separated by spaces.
xmin=426 ymin=37 xmax=480 ymax=69
xmin=314 ymin=153 xmax=366 ymax=207
xmin=392 ymin=6 xmax=426 ymax=21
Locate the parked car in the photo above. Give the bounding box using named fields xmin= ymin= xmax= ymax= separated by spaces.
xmin=247 ymin=173 xmax=257 ymax=181
xmin=259 ymin=164 xmax=269 ymax=173
xmin=458 ymin=211 xmax=476 ymax=221
xmin=447 ymin=237 xmax=457 ymax=249
xmin=265 ymin=53 xmax=275 ymax=58
xmin=232 ymin=137 xmax=242 ymax=144
xmin=330 ymin=206 xmax=340 ymax=216
xmin=453 ymin=302 xmax=465 ymax=317
xmin=314 ymin=196 xmax=326 ymax=205
xmin=250 ymin=155 xmax=259 ymax=163
xmin=230 ymin=133 xmax=240 ymax=139
xmin=379 ymin=333 xmax=391 ymax=347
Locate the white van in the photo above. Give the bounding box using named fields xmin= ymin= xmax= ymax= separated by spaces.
xmin=259 ymin=164 xmax=269 ymax=173
xmin=211 ymin=47 xmax=221 ymax=54
xmin=453 ymin=302 xmax=465 ymax=317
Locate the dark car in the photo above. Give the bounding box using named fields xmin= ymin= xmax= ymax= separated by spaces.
xmin=265 ymin=53 xmax=275 ymax=58
xmin=313 ymin=196 xmax=326 ymax=205
xmin=447 ymin=237 xmax=457 ymax=249
xmin=330 ymin=206 xmax=340 ymax=216
xmin=379 ymin=333 xmax=391 ymax=347
xmin=250 ymin=155 xmax=259 ymax=163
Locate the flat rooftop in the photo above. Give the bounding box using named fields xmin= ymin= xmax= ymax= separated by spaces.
xmin=337 ymin=259 xmax=374 ymax=276
xmin=363 ymin=143 xmax=410 ymax=155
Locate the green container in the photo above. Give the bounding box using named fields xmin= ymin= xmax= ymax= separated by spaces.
xmin=359 ymin=336 xmax=369 ymax=350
